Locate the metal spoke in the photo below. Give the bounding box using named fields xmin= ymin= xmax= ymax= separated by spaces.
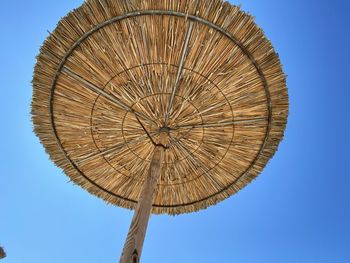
xmin=74 ymin=132 xmax=158 ymax=164
xmin=164 ymin=21 xmax=194 ymax=124
xmin=62 ymin=66 xmax=157 ymax=126
xmin=171 ymin=117 xmax=267 ymax=130
xmin=175 ymin=100 xmax=228 ymax=124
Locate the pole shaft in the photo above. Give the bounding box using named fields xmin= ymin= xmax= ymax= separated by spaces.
xmin=119 ymin=133 xmax=167 ymax=263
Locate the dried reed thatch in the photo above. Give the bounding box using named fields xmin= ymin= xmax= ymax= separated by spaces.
xmin=0 ymin=247 xmax=5 ymax=259
xmin=32 ymin=0 xmax=288 ymax=215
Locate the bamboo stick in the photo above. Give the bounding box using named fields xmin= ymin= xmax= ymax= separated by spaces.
xmin=165 ymin=21 xmax=194 ymax=124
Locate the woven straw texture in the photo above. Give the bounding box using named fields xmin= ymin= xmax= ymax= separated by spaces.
xmin=32 ymin=0 xmax=288 ymax=215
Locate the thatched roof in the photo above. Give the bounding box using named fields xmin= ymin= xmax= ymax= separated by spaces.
xmin=0 ymin=247 xmax=5 ymax=259
xmin=32 ymin=0 xmax=288 ymax=215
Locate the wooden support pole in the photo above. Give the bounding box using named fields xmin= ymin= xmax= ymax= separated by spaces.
xmin=119 ymin=132 xmax=168 ymax=263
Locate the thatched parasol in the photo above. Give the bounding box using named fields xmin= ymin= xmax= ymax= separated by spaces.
xmin=0 ymin=247 xmax=5 ymax=259
xmin=32 ymin=0 xmax=288 ymax=262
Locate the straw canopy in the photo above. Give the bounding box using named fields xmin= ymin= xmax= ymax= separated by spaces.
xmin=32 ymin=0 xmax=288 ymax=215
xmin=0 ymin=247 xmax=5 ymax=259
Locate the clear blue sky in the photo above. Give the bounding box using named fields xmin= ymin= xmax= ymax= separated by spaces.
xmin=1 ymin=0 xmax=349 ymax=262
